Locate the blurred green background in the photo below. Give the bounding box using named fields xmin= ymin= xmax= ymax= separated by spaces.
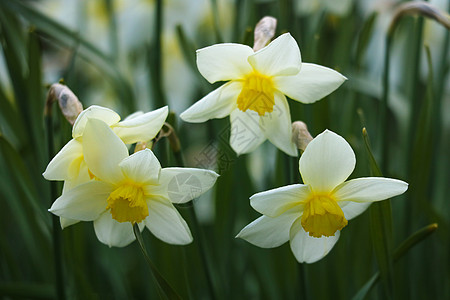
xmin=0 ymin=0 xmax=448 ymax=299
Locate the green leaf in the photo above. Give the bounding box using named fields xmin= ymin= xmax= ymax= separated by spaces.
xmin=1 ymin=0 xmax=135 ymax=112
xmin=362 ymin=128 xmax=394 ymax=299
xmin=0 ymin=283 xmax=55 ymax=299
xmin=355 ymin=12 xmax=378 ymax=68
xmin=352 ymin=223 xmax=438 ymax=300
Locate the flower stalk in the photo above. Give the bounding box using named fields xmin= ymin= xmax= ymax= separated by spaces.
xmin=44 ymin=94 xmax=65 ymax=300
xmin=133 ymin=224 xmax=181 ymax=300
xmin=165 ymin=122 xmax=218 ymax=300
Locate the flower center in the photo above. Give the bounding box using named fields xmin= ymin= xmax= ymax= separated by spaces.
xmin=301 ymin=194 xmax=348 ymax=238
xmin=106 ymin=184 xmax=148 ymax=224
xmin=237 ymin=71 xmax=275 ymax=116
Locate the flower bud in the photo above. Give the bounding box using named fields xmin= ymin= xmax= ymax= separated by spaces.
xmin=292 ymin=121 xmax=313 ymax=152
xmin=253 ymin=16 xmax=277 ymax=52
xmin=45 ymin=83 xmax=83 ymax=125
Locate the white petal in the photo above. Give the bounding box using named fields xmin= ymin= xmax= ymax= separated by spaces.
xmin=299 ymin=130 xmax=355 ymax=193
xmin=123 ymin=111 xmax=143 ymax=120
xmin=43 ymin=139 xmax=83 ymax=181
xmin=250 ymin=184 xmax=310 ymax=217
xmin=49 ymin=181 xmax=113 ymax=221
xmin=94 ymin=211 xmax=143 ymax=247
xmin=112 ymin=106 xmax=168 ymax=144
xmin=275 ymin=63 xmax=346 ymax=104
xmin=236 ymin=209 xmax=300 ymax=248
xmin=180 ymin=82 xmax=241 ymax=123
xmin=72 ymin=105 xmax=121 ymax=139
xmin=61 ymin=162 xmax=91 ymax=192
xmin=229 ymin=109 xmax=265 ymax=155
xmin=334 ymin=177 xmax=408 ymax=203
xmin=82 ymin=118 xmax=128 ymax=183
xmin=248 ymin=33 xmax=301 ymax=77
xmin=145 ymin=197 xmax=192 ymax=245
xmin=196 ymin=43 xmax=254 ymax=83
xmin=260 ymin=93 xmax=298 ymax=156
xmin=339 ymin=202 xmax=372 ymax=221
xmin=119 ymin=149 xmax=161 ymax=184
xmin=289 ymin=218 xmax=340 ymax=263
xmin=148 ymin=167 xmax=219 ymax=203
xmin=60 ymin=217 xmax=79 ymax=229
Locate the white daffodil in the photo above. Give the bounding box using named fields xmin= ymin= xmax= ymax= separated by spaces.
xmin=180 ymin=33 xmax=346 ymax=156
xmin=43 ymin=105 xmax=168 ymax=185
xmin=237 ymin=130 xmax=408 ymax=263
xmin=49 ymin=118 xmax=218 ymax=247
xmin=43 ymin=105 xmax=168 ymax=229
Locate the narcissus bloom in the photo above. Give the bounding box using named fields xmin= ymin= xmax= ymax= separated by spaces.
xmin=43 ymin=105 xmax=169 ymax=229
xmin=43 ymin=105 xmax=168 ymax=188
xmin=180 ymin=33 xmax=346 ymax=156
xmin=237 ymin=130 xmax=408 ymax=263
xmin=49 ymin=119 xmax=218 ymax=247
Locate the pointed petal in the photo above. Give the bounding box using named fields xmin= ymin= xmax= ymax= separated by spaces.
xmin=144 ymin=197 xmax=192 ymax=245
xmin=148 ymin=167 xmax=219 ymax=203
xmin=180 ymin=82 xmax=241 ymax=123
xmin=119 ymin=149 xmax=161 ymax=184
xmin=230 ymin=109 xmax=265 ymax=155
xmin=261 ymin=93 xmax=298 ymax=156
xmin=43 ymin=139 xmax=83 ymax=181
xmin=250 ymin=184 xmax=310 ymax=217
xmin=334 ymin=177 xmax=408 ymax=203
xmin=299 ymin=130 xmax=355 ymax=193
xmin=94 ymin=211 xmax=140 ymax=247
xmin=112 ymin=106 xmax=168 ymax=144
xmin=60 ymin=217 xmax=79 ymax=229
xmin=83 ymin=118 xmax=128 ymax=183
xmin=248 ymin=33 xmax=301 ymax=76
xmin=289 ymin=218 xmax=340 ymax=263
xmin=236 ymin=209 xmax=300 ymax=248
xmin=196 ymin=43 xmax=254 ymax=83
xmin=72 ymin=105 xmax=121 ymax=139
xmin=275 ymin=63 xmax=347 ymax=104
xmin=339 ymin=202 xmax=372 ymax=221
xmin=49 ymin=181 xmax=113 ymax=221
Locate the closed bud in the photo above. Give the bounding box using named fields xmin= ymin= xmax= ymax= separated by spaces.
xmin=45 ymin=83 xmax=83 ymax=125
xmin=292 ymin=121 xmax=313 ymax=152
xmin=253 ymin=16 xmax=277 ymax=52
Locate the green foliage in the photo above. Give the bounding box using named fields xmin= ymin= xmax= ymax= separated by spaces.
xmin=0 ymin=0 xmax=448 ymax=299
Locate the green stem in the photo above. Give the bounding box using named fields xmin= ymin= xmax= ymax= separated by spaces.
xmin=297 ymin=263 xmax=307 ymax=300
xmin=45 ymin=112 xmax=65 ymax=300
xmin=380 ymin=35 xmax=391 ymax=175
xmin=172 ymin=147 xmax=218 ymax=300
xmin=150 ymin=0 xmax=167 ymax=108
xmin=132 ymin=224 xmax=181 ymax=300
xmin=209 ymin=0 xmax=223 ymax=43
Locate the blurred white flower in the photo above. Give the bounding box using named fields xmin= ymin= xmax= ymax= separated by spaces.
xmin=49 ymin=118 xmax=218 ymax=247
xmin=237 ymin=129 xmax=408 ymax=263
xmin=296 ymin=0 xmax=353 ymax=16
xmin=181 ymin=33 xmax=346 ymax=156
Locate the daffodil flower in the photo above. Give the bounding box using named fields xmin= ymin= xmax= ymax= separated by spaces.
xmin=180 ymin=33 xmax=346 ymax=156
xmin=43 ymin=105 xmax=168 ymax=186
xmin=236 ymin=130 xmax=408 ymax=263
xmin=49 ymin=118 xmax=218 ymax=247
xmin=43 ymin=105 xmax=168 ymax=228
